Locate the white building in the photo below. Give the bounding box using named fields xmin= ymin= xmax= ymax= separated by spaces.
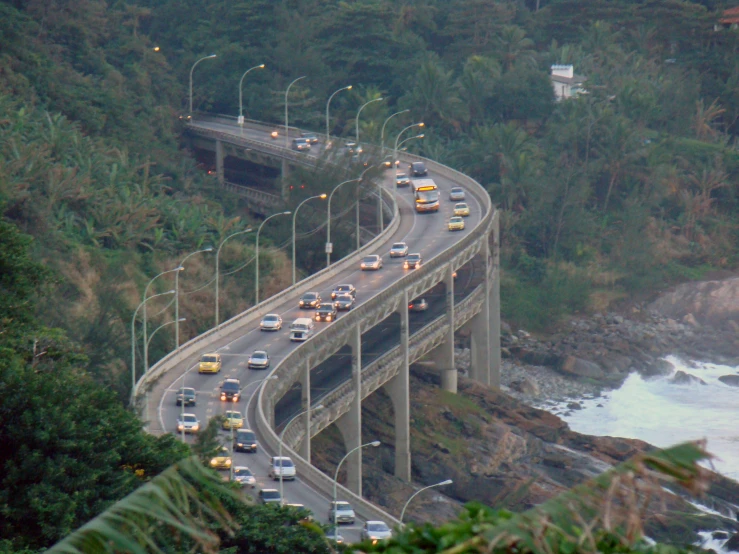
xmin=551 ymin=65 xmax=587 ymax=101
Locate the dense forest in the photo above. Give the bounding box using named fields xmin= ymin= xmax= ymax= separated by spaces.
xmin=2 ymin=0 xmax=739 ymax=551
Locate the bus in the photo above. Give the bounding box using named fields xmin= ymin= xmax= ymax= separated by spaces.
xmin=412 ymin=179 xmax=439 ymax=213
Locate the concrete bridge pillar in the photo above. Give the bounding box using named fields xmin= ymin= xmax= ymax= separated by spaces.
xmin=469 ymin=239 xmax=492 ymax=386
xmin=280 ymin=160 xmax=290 ymax=200
xmin=490 ymin=216 xmax=501 ymax=389
xmin=215 ymin=140 xmax=224 ymax=185
xmin=384 ymin=290 xmax=411 ymax=481
xmin=440 ymin=264 xmax=457 ymax=393
xmin=299 ymin=359 xmax=311 ymax=462
xmin=334 ymin=324 xmax=363 ymax=495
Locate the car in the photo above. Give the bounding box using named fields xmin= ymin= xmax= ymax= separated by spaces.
xmin=248 ymin=350 xmax=270 ymax=369
xmin=449 ymin=187 xmax=465 ymax=201
xmin=292 ymin=137 xmax=310 ymax=151
xmin=362 ymin=520 xmax=393 ymax=543
xmin=344 ymin=141 xmax=362 ymax=155
xmin=325 ymin=527 xmax=345 ymax=544
xmin=300 ymin=132 xmax=319 ymax=144
xmin=331 ymin=284 xmax=356 ymax=300
xmin=234 ymin=428 xmax=258 ymax=453
xmin=448 ymin=216 xmax=465 ymax=231
xmin=286 ymin=504 xmax=314 ymax=521
xmin=222 ymin=410 xmax=244 ymax=430
xmin=328 ymin=501 xmax=356 ymax=524
xmin=289 ymin=317 xmax=314 ymax=341
xmin=395 ymin=172 xmax=410 ymax=187
xmin=175 ymin=387 xmax=196 ymax=407
xmin=409 ymin=298 xmax=428 ymax=312
xmin=176 ymin=413 xmax=200 ymax=434
xmin=198 ymin=353 xmax=222 ymax=374
xmin=260 ymin=313 xmax=282 ymax=331
xmin=409 ymin=161 xmax=427 ymax=176
xmin=209 ymin=446 xmax=232 ymax=470
xmin=220 ymin=378 xmax=241 ymax=402
xmin=453 ymin=202 xmax=470 ymax=217
xmin=389 ymin=242 xmax=409 ymax=257
xmin=259 ymin=488 xmax=282 ymax=504
xmin=315 ymin=303 xmax=338 ymax=322
xmin=299 ymin=292 xmax=321 ymax=309
xmin=231 ymin=466 xmax=256 ymax=488
xmin=360 ymin=255 xmax=383 ymax=271
xmin=403 ymin=253 xmax=422 ymax=269
xmin=333 ymin=294 xmax=354 ymax=311
xmin=269 ymin=456 xmax=296 ymax=481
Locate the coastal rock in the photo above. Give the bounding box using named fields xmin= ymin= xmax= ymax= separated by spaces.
xmin=669 ymin=370 xmax=707 ymax=386
xmin=510 ymin=376 xmax=540 ymax=397
xmin=640 ymin=359 xmax=674 ymax=379
xmin=683 ymin=313 xmax=700 ymax=327
xmin=649 ymin=277 xmax=739 ymax=327
xmin=719 ymin=374 xmax=739 ymax=387
xmin=725 ymin=533 xmax=739 ymax=552
xmin=557 ymin=356 xmax=605 ymax=379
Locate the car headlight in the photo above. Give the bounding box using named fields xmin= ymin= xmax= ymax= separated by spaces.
xmin=177 ymin=424 xmax=184 ymax=431
xmin=210 ymin=459 xmax=217 ymax=466
xmin=326 ymin=316 xmax=332 ymax=321
xmin=192 ymin=424 xmax=199 ymax=431
xmin=225 ymin=459 xmax=232 ymax=466
xmin=220 ymin=393 xmax=226 ymax=399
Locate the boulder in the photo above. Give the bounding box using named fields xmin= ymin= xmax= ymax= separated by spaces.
xmin=669 ymin=370 xmax=707 ymax=386
xmin=640 ymin=359 xmax=674 ymax=378
xmin=509 ymin=376 xmax=540 ymax=397
xmin=557 ymin=355 xmax=605 ymax=379
xmin=649 ymin=277 xmax=739 ymax=327
xmin=682 ymin=313 xmax=700 ymax=327
xmin=719 ymin=374 xmax=739 ymax=387
xmin=598 ymin=353 xmax=632 ymax=374
xmin=726 ymin=533 xmax=739 ymax=552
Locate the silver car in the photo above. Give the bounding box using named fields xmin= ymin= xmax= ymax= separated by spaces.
xmin=248 ymin=350 xmax=270 ymax=369
xmin=176 ymin=413 xmax=200 ymax=434
xmin=260 ymin=313 xmax=282 ymax=331
xmin=360 ymin=255 xmax=383 ymax=271
xmin=389 ymin=242 xmax=409 ymax=257
xmin=362 ymin=520 xmax=392 ymax=543
xmin=409 ymin=298 xmax=428 ymax=312
xmin=328 ymin=501 xmax=356 ymax=524
xmin=231 ymin=466 xmax=256 ymax=488
xmin=449 ymin=186 xmax=465 ymax=201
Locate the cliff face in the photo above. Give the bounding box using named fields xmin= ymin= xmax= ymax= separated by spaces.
xmin=311 ymin=364 xmax=739 ymax=544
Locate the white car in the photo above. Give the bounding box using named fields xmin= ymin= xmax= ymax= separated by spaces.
xmin=231 ymin=466 xmax=256 ymax=488
xmin=360 ymin=255 xmax=383 ymax=270
xmin=449 ymin=187 xmax=465 ymax=201
xmin=361 ymin=520 xmax=392 ymax=543
xmin=176 ymin=413 xmax=200 ymax=434
xmin=247 ymin=350 xmax=270 ymax=369
xmin=269 ymin=456 xmax=296 ymax=481
xmin=389 ymin=242 xmax=409 ymax=257
xmin=328 ymin=501 xmax=356 ymax=524
xmin=260 ymin=313 xmax=282 ymax=331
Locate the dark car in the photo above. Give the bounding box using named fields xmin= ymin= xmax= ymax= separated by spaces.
xmin=403 ymin=253 xmax=423 ymax=269
xmin=409 ymin=161 xmax=427 ymax=176
xmin=333 ymin=294 xmax=354 ymax=311
xmin=331 ymin=284 xmax=356 ymax=300
xmin=176 ymin=387 xmax=196 ymax=407
xmin=234 ymin=429 xmax=258 ymax=453
xmin=315 ymin=303 xmax=338 ymax=322
xmin=301 ymin=132 xmax=319 ymax=144
xmin=299 ymin=292 xmax=321 ymax=309
xmin=220 ymin=378 xmax=241 ymax=402
xmin=292 ymin=138 xmax=310 ymax=151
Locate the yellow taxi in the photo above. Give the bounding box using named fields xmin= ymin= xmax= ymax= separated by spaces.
xmin=453 ymin=202 xmax=470 ymax=217
xmin=209 ymin=446 xmax=232 ymax=470
xmin=222 ymin=410 xmax=244 ymax=430
xmin=198 ymin=353 xmax=222 ymax=374
xmin=448 ymin=216 xmax=465 ymax=231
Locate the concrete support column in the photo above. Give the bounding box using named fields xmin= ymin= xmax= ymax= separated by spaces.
xmin=299 ymin=360 xmax=311 ymax=461
xmin=490 ymin=216 xmax=501 ymax=389
xmin=280 ymin=159 xmax=290 ymax=200
xmin=385 ymin=291 xmax=411 ymax=481
xmin=215 ymin=139 xmax=224 ymax=185
xmin=440 ymin=264 xmax=457 ymax=393
xmin=335 ymin=325 xmax=362 ymax=495
xmin=469 ymin=242 xmax=492 ymax=385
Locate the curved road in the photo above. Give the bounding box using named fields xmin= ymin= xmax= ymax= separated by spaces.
xmin=156 ymin=121 xmax=485 ymax=542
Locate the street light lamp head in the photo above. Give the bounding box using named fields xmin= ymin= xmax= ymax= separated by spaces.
xmin=283 ymin=211 xmax=292 ymax=215
xmin=153 ymin=46 xmax=160 ymax=52
xmin=259 ymin=64 xmax=265 ymax=68
xmin=347 ymin=85 xmax=353 ymax=90
xmin=315 ymin=404 xmax=325 ymax=410
xmin=177 ymin=318 xmax=187 ymax=322
xmin=165 ymin=290 xmax=176 ymax=295
xmin=208 ymin=54 xmax=217 ymax=58
xmin=370 ymin=440 xmax=381 ymax=447
xmin=418 ymin=134 xmax=425 ymax=139
xmin=439 ymin=479 xmax=453 ymax=486
xmin=175 ymin=266 xmax=185 ymax=272
xmin=245 ymin=228 xmax=253 ymax=232
xmin=319 ymin=194 xmax=327 ymax=199
xmin=419 ymin=122 xmax=425 ymax=127
xmin=203 ymin=246 xmax=214 ymax=252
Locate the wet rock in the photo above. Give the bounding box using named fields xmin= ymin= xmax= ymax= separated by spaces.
xmin=683 ymin=313 xmax=700 ymax=328
xmin=713 ymin=530 xmax=729 ymax=540
xmin=509 ymin=376 xmax=540 ymax=397
xmin=719 ymin=374 xmax=739 ymax=387
xmin=669 ymin=370 xmax=707 ymax=386
xmin=726 ymin=532 xmax=739 ymax=552
xmin=557 ymin=356 xmax=605 ymax=380
xmin=640 ymin=358 xmax=674 ymax=378
xmin=598 ymin=353 xmax=632 ymax=374
xmin=566 ymin=402 xmax=582 ymax=410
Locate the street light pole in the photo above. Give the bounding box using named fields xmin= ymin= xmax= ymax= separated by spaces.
xmin=356 ymin=163 xmax=380 ymax=251
xmin=189 ymin=54 xmax=217 ymax=114
xmin=325 ymin=85 xmax=352 ymax=146
xmin=292 ymin=194 xmax=327 ymax=285
xmin=332 ymin=440 xmax=380 ymax=529
xmin=394 ymin=122 xmax=425 ymax=169
xmin=400 ymin=479 xmax=453 ymax=526
xmin=278 ymin=404 xmax=324 ymax=503
xmin=145 ymin=318 xmax=186 ymax=373
xmin=326 ymin=178 xmax=360 ymax=268
xmin=255 ymin=211 xmax=291 ymax=304
xmin=238 ymin=63 xmax=265 ymax=131
xmin=215 ymin=228 xmax=253 ymax=327
xmin=380 ymin=109 xmax=410 ymax=160
xmin=143 ymin=267 xmax=184 ymax=382
xmin=176 ymin=247 xmax=212 ymax=348
xmin=284 ymin=76 xmax=306 ymax=148
xmin=130 ymin=290 xmax=175 ymax=405
xmin=355 ymin=97 xmax=384 ymax=145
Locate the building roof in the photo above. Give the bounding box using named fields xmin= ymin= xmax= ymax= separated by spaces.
xmin=720 ymin=6 xmax=739 ymax=24
xmin=551 ymin=74 xmax=587 ymax=85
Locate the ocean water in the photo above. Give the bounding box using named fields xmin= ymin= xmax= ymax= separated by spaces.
xmin=557 ymin=355 xmax=739 ymax=480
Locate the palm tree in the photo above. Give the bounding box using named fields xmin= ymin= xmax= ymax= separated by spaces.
xmin=496 ymin=25 xmax=536 ymax=72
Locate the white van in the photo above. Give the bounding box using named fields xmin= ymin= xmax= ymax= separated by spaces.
xmin=290 ymin=318 xmax=315 ymax=342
